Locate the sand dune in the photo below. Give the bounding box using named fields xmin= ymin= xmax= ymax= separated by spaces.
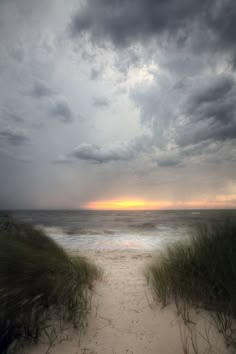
xmin=21 ymin=251 xmax=227 ymax=354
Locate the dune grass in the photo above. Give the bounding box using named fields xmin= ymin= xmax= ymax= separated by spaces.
xmin=0 ymin=218 xmax=101 ymax=353
xmin=146 ymin=220 xmax=236 ymax=349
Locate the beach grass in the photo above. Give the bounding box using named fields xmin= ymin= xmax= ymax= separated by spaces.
xmin=0 ymin=219 xmax=101 ymax=353
xmin=146 ymin=220 xmax=236 ymax=349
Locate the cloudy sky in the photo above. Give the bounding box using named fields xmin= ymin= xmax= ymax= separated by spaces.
xmin=0 ymin=0 xmax=236 ymax=209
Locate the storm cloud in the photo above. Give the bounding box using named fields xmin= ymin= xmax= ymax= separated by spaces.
xmin=131 ymin=71 xmax=236 ymax=152
xmin=0 ymin=128 xmax=30 ymax=146
xmin=176 ymin=74 xmax=236 ymax=146
xmin=0 ymin=0 xmax=236 ymax=208
xmin=49 ymin=100 xmax=74 ymax=123
xmin=68 ymin=142 xmax=136 ymax=164
xmin=70 ymin=0 xmax=236 ymax=64
xmin=31 ymin=80 xmax=55 ymax=99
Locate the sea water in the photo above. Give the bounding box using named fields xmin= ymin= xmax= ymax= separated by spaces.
xmin=1 ymin=210 xmax=235 ymax=251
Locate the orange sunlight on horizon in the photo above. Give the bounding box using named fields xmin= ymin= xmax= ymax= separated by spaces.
xmin=85 ymin=199 xmax=161 ymax=210
xmin=83 ymin=195 xmax=236 ymax=210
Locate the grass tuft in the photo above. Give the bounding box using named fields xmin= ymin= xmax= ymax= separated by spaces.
xmin=0 ymin=218 xmax=101 ymax=353
xmin=147 ymin=220 xmax=236 ymax=313
xmin=146 ymin=220 xmax=236 ymax=349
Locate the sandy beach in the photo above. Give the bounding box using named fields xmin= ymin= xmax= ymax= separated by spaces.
xmin=21 ymin=250 xmax=227 ymax=354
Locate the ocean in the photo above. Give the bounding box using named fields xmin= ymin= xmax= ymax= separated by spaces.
xmin=0 ymin=209 xmax=235 ymax=251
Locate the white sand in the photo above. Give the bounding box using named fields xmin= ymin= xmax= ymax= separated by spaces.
xmin=21 ymin=250 xmax=227 ymax=354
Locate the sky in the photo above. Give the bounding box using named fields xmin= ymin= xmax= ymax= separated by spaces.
xmin=0 ymin=0 xmax=236 ymax=210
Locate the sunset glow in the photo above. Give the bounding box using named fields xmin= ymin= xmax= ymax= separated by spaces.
xmin=84 ymin=200 xmax=158 ymax=210
xmin=83 ymin=195 xmax=236 ymax=210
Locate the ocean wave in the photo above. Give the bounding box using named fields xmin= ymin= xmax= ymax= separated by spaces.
xmin=65 ymin=228 xmax=117 ymax=236
xmin=39 ymin=225 xmax=118 ymax=237
xmin=129 ymin=222 xmax=157 ymax=230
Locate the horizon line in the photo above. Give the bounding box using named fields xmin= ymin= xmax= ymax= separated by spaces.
xmin=0 ymin=207 xmax=236 ymax=212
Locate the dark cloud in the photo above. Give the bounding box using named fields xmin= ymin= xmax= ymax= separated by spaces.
xmin=92 ymin=96 xmax=109 ymax=108
xmin=186 ymin=75 xmax=234 ymax=109
xmin=132 ymin=72 xmax=236 ymax=151
xmin=58 ymin=135 xmax=153 ymax=164
xmin=0 ymin=128 xmax=30 ymax=145
xmin=177 ymin=74 xmax=236 ymax=146
xmin=154 ymin=150 xmax=183 ymax=168
xmin=49 ymin=100 xmax=73 ymax=123
xmin=69 ymin=0 xmax=206 ymax=46
xmin=153 ymin=140 xmax=236 ymax=169
xmin=31 ymin=80 xmax=55 ymax=98
xmin=69 ymin=0 xmax=236 ymax=64
xmin=67 ymin=142 xmax=136 ymax=164
xmin=158 ymin=159 xmax=182 ymax=167
xmin=177 ymin=119 xmax=236 ymax=147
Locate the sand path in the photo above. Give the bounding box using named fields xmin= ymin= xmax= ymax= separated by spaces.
xmin=22 ymin=251 xmax=226 ymax=354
